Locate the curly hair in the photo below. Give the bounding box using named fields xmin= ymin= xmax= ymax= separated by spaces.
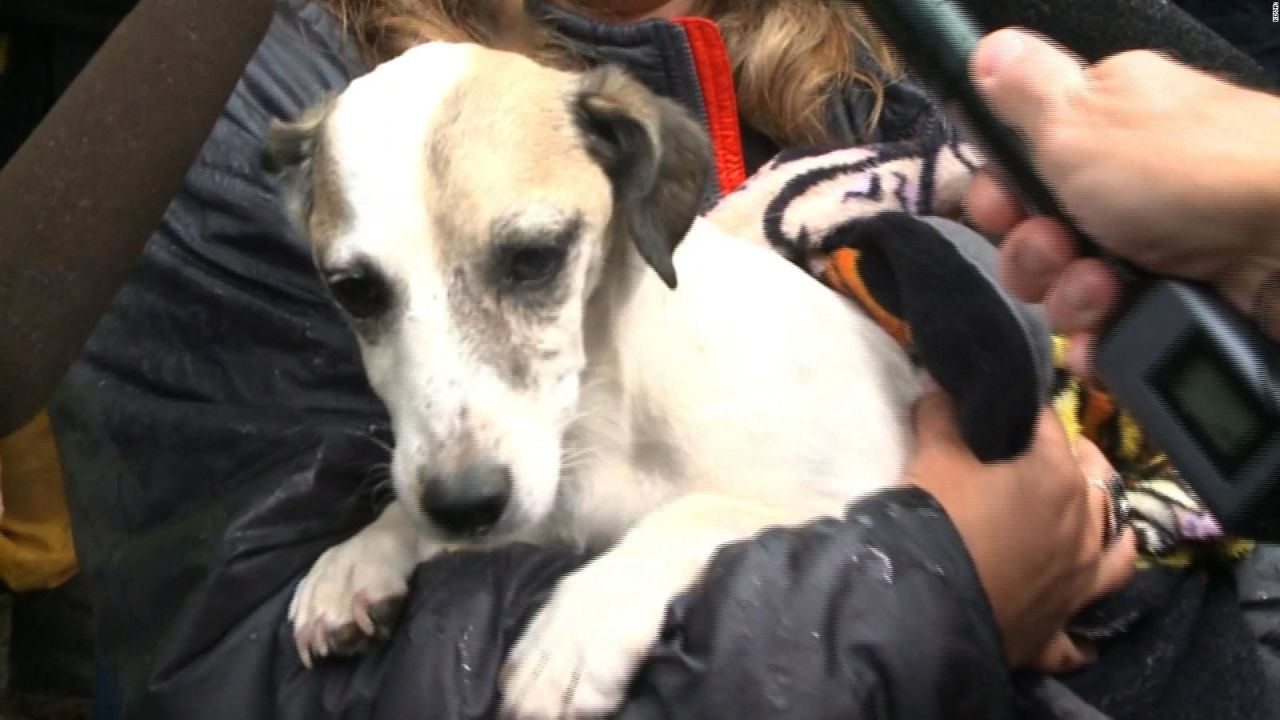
xmin=320 ymin=0 xmax=900 ymax=147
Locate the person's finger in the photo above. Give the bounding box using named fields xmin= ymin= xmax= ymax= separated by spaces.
xmin=1044 ymin=257 xmax=1124 ymax=335
xmin=971 ymin=28 xmax=1090 ymax=142
xmin=1066 ymin=437 xmax=1117 ymax=594
xmin=1076 ymin=439 xmax=1138 ymax=598
xmin=1074 ymin=436 xmax=1109 ymax=478
xmin=1079 ymin=463 xmax=1111 ymax=559
xmin=964 ymin=170 xmax=1026 ymax=236
xmin=999 ymin=216 xmax=1079 ymax=303
xmin=1093 ymin=526 xmax=1139 ymax=598
xmin=1031 ymin=631 xmax=1097 ymax=674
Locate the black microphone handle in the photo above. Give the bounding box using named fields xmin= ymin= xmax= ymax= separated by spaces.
xmin=956 ymin=0 xmax=1277 ymax=91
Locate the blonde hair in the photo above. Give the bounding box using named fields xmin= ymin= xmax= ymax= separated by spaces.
xmin=322 ymin=0 xmax=900 ymax=146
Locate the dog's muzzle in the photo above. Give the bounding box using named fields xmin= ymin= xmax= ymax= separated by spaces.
xmin=420 ymin=460 xmax=512 ymax=538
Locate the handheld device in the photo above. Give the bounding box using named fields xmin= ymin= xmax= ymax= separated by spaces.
xmin=861 ymin=0 xmax=1280 ymax=541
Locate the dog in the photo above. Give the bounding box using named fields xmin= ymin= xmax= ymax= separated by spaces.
xmin=265 ymin=41 xmax=920 ymax=719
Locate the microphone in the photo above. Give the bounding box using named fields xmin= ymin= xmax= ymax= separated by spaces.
xmin=955 ymin=0 xmax=1277 ymax=90
xmin=861 ymin=0 xmax=1280 ymax=541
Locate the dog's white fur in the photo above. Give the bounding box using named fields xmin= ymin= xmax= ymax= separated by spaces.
xmin=275 ymin=42 xmax=919 ymax=719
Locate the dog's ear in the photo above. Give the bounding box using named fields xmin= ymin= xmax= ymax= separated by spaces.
xmin=262 ymin=100 xmax=329 ymax=175
xmin=574 ymin=65 xmax=712 ymax=289
xmin=262 ymin=120 xmax=313 ymax=175
xmin=261 ymin=97 xmax=334 ymax=227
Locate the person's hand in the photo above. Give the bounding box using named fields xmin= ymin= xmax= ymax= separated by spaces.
xmin=908 ymin=388 xmax=1137 ymax=672
xmin=963 ymin=28 xmax=1280 ymax=377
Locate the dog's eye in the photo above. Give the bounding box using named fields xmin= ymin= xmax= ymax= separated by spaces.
xmin=500 ymin=245 xmax=567 ymax=291
xmin=325 ymin=264 xmax=391 ymax=319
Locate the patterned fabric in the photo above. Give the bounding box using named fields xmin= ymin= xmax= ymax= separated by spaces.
xmin=1046 ymin=335 xmax=1255 ymax=564
xmin=704 ymin=138 xmax=1254 ymax=566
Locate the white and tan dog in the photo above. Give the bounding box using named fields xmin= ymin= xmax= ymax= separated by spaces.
xmin=266 ymin=42 xmax=918 ymax=719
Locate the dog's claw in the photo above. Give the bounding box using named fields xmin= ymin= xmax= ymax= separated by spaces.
xmin=354 ymin=592 xmax=377 ymax=636
xmin=297 ymin=635 xmax=314 ymax=671
xmin=288 ymin=534 xmax=412 ymax=667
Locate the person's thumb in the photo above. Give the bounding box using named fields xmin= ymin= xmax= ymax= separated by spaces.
xmin=971 ymin=28 xmax=1090 ymax=141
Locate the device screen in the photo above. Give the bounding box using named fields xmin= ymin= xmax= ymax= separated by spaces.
xmin=1159 ymin=336 xmax=1271 ymax=479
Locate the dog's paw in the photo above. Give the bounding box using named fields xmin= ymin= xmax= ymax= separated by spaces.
xmin=499 ymin=557 xmax=671 ymax=719
xmin=288 ymin=531 xmax=415 ymax=668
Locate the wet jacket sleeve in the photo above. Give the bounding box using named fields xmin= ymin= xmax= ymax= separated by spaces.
xmin=264 ymin=489 xmax=1015 ymax=720
xmin=618 ymin=487 xmax=1016 ymax=720
xmin=157 ymin=481 xmax=1016 ymax=720
xmin=303 ymin=491 xmax=1015 ymax=720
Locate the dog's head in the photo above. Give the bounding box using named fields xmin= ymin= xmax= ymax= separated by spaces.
xmin=264 ymin=43 xmax=711 ymax=544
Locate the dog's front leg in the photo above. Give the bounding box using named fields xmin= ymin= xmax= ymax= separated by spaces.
xmin=289 ymin=501 xmax=435 ymax=667
xmin=500 ymin=492 xmax=828 ymax=720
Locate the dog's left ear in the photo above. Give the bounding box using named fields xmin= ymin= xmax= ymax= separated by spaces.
xmin=261 ymin=99 xmax=330 ymax=176
xmin=261 ymin=96 xmax=335 ymax=229
xmin=574 ymin=65 xmax=713 ymax=289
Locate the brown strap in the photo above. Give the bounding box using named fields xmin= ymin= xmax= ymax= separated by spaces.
xmin=0 ymin=0 xmax=275 ymax=433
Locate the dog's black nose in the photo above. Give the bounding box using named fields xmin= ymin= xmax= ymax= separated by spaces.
xmin=420 ymin=461 xmax=512 ymax=537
